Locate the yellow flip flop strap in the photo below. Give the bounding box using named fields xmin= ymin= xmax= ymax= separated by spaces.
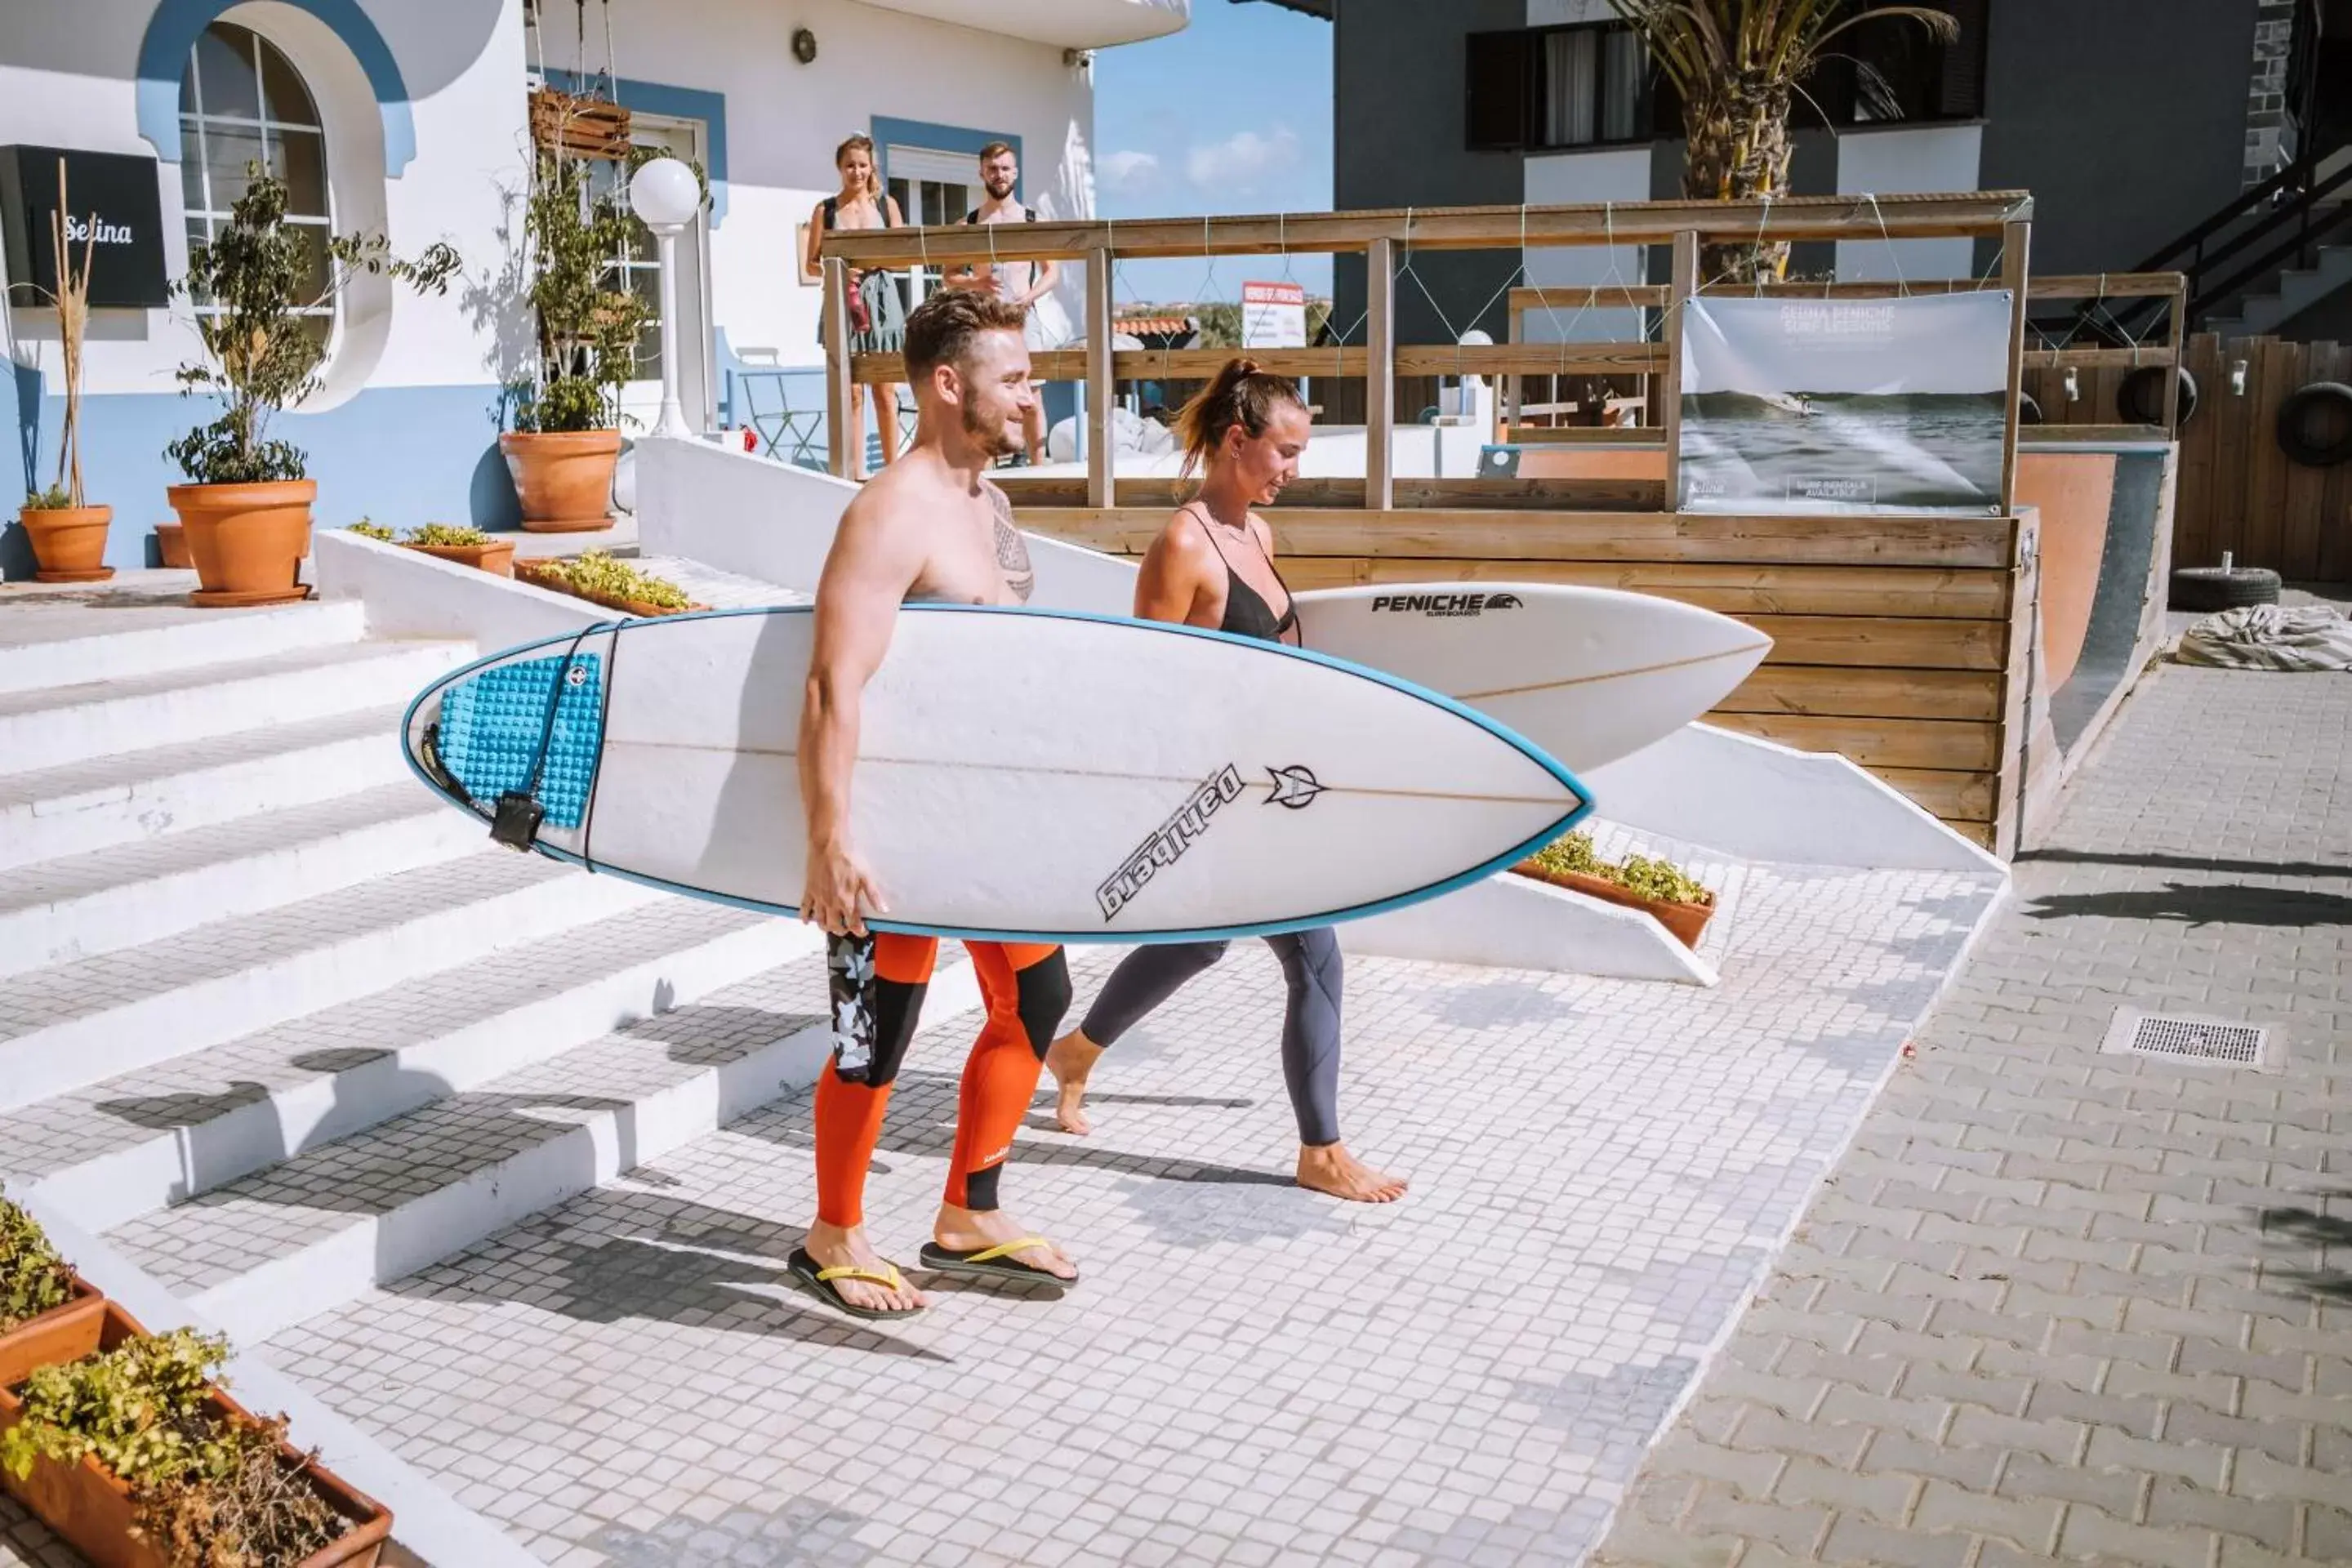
xmin=816 ymin=1263 xmax=905 ymax=1290
xmin=961 ymin=1237 xmax=1051 ymax=1265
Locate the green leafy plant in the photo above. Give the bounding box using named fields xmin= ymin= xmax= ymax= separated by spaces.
xmin=1 ymin=1328 xmax=226 ymax=1486
xmin=344 ymin=519 xmax=394 ymax=542
xmin=404 ymin=522 xmax=489 ymax=547
xmin=514 ymin=152 xmax=650 ymax=434
xmin=1606 ymin=0 xmax=1959 ymax=283
xmin=21 ymin=483 xmax=75 ymax=511
xmin=1526 ymin=831 xmax=1714 ymax=907
xmin=1 ymin=1327 xmax=345 ymax=1566
xmin=167 ymin=169 xmax=460 ymax=485
xmin=0 ymin=1191 xmax=75 ymax=1332
xmin=523 ymin=549 xmax=691 ymax=610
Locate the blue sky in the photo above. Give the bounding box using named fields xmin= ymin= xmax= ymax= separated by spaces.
xmin=1092 ymin=2 xmax=1334 ymax=306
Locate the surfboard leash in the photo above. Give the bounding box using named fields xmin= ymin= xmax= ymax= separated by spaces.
xmin=490 ymin=621 xmax=611 ymax=853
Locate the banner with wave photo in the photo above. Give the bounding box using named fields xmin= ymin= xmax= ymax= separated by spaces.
xmin=1677 ymin=293 xmax=2013 ymax=514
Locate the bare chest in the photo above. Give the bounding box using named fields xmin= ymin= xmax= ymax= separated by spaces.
xmin=909 ymin=492 xmax=1035 ymax=607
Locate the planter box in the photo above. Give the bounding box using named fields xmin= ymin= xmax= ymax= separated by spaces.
xmin=514 ymin=559 xmax=705 ymax=618
xmin=0 ymin=1274 xmax=103 ymax=1390
xmin=0 ymin=1304 xmax=391 ymax=1568
xmin=1509 ymin=861 xmax=1715 ymax=950
xmin=404 ymin=539 xmax=515 ymax=578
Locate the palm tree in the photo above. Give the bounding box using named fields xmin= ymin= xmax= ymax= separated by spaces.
xmin=1606 ymin=0 xmax=1961 ymax=283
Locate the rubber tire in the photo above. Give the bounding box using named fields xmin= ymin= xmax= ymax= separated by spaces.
xmin=2276 ymin=381 xmax=2352 ymax=467
xmin=2169 ymin=565 xmax=2283 ymax=612
xmin=2118 ymin=366 xmax=2198 ymax=427
xmin=2016 ymin=390 xmax=2042 ymax=426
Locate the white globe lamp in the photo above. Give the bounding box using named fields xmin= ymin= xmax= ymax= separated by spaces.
xmin=628 ymin=157 xmax=703 ymax=440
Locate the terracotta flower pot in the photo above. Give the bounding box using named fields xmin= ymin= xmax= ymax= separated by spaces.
xmin=153 ymin=521 xmax=193 ymax=569
xmin=0 ymin=1272 xmax=103 ymax=1390
xmin=514 ymin=559 xmax=703 ymax=617
xmin=18 ymin=505 xmax=114 ymax=583
xmin=404 ymin=539 xmax=516 ymax=577
xmin=0 ymin=1304 xmax=392 ymax=1568
xmin=1510 ymin=861 xmax=1716 ymax=950
xmin=166 ymin=479 xmax=315 ymax=608
xmin=500 ymin=430 xmax=621 ymax=533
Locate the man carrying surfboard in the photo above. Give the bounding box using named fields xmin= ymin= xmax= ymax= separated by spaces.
xmin=792 ymin=287 xmax=1079 ymax=1320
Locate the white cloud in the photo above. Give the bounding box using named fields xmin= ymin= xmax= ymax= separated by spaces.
xmin=1097 ymin=149 xmax=1162 ymax=194
xmin=1185 ymin=126 xmax=1303 ymax=193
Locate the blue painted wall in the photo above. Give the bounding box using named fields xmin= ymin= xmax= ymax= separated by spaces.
xmin=4 ymin=370 xmax=517 ymax=577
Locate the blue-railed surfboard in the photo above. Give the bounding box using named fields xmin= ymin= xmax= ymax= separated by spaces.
xmin=401 ymin=604 xmax=1592 ymax=943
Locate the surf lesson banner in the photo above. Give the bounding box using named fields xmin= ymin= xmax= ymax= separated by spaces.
xmin=1677 ymin=292 xmax=2013 ymax=514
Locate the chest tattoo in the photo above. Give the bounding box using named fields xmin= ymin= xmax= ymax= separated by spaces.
xmin=988 ymin=485 xmax=1036 ymax=602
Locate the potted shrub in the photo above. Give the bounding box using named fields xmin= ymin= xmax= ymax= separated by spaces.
xmin=501 ymin=149 xmax=653 ymax=532
xmin=514 ymin=550 xmax=702 ymax=617
xmin=1513 ymin=830 xmax=1717 ymax=949
xmin=16 ymin=158 xmax=111 ymax=582
xmin=0 ymin=1307 xmax=391 ymax=1567
xmin=166 ymin=170 xmax=457 ymax=608
xmin=0 ymin=1192 xmax=101 ymax=1392
xmin=403 ymin=523 xmax=514 ymax=577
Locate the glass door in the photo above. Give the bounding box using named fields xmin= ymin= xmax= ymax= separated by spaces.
xmin=597 ymin=114 xmax=712 ymax=435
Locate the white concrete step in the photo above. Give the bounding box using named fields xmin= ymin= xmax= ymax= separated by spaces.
xmin=118 ymin=954 xmax=984 ymax=1344
xmin=0 ymin=599 xmax=368 ymax=697
xmin=0 ymin=705 xmax=411 ymax=874
xmin=7 ymin=898 xmax=814 ymax=1232
xmin=0 ymin=850 xmax=662 ymax=1115
xmin=0 ymin=638 xmax=469 ymax=778
xmin=0 ymin=781 xmax=479 ymax=981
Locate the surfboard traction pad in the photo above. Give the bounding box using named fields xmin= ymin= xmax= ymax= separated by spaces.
xmin=435 ymin=652 xmax=605 ymax=829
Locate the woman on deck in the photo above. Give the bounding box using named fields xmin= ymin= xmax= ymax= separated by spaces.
xmin=804 ymin=135 xmax=906 ymax=479
xmin=1045 ymin=359 xmax=1407 ymax=1204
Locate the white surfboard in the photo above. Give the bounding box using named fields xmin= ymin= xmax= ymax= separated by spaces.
xmin=1291 ymin=584 xmax=1774 ymax=773
xmin=401 ymin=605 xmax=1592 ymax=942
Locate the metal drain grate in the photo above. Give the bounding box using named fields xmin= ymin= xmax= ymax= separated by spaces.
xmin=2101 ymin=1010 xmax=2275 ymax=1068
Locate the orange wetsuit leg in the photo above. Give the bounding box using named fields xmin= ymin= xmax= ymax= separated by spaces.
xmin=943 ymin=942 xmax=1071 ymax=1211
xmin=813 ymin=931 xmax=938 ymax=1228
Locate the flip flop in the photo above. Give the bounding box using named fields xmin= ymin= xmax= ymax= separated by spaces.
xmin=918 ymin=1237 xmax=1078 ymax=1289
xmin=786 ymin=1246 xmax=924 ymax=1321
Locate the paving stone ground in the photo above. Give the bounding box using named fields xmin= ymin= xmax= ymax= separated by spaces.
xmin=11 ymin=614 xmax=2345 ymax=1566
xmin=232 ymin=840 xmax=1988 ymax=1568
xmin=1592 ymin=644 xmax=2352 ymax=1568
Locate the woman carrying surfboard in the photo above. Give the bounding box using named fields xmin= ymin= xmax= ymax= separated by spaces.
xmin=1046 ymin=360 xmax=1408 ymax=1205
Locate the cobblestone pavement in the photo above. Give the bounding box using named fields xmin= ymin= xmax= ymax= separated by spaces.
xmin=236 ymin=844 xmax=1993 ymax=1568
xmin=1592 ymin=656 xmax=2352 ymax=1568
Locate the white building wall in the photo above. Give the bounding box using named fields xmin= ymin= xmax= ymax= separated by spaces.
xmin=1835 ymin=123 xmax=1984 ymax=283
xmin=1521 ymin=147 xmax=1651 ymax=343
xmin=0 ymin=0 xmax=523 ymax=403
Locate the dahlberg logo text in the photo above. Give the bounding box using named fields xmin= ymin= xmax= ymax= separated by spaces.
xmin=1096 ymin=764 xmax=1245 ymax=920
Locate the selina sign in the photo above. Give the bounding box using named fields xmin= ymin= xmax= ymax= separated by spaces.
xmin=0 ymin=145 xmax=170 ymax=309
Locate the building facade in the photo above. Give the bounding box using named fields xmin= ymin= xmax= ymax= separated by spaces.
xmin=2 ymin=0 xmax=1185 ymax=572
xmin=1330 ymin=0 xmax=2344 ymax=346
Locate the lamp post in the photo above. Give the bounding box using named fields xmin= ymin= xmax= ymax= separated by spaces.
xmin=629 ymin=157 xmax=702 ymax=441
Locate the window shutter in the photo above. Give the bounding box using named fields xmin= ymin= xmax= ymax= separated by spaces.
xmin=1466 ymin=29 xmax=1534 ymax=150
xmin=1936 ymin=0 xmax=1989 ymax=118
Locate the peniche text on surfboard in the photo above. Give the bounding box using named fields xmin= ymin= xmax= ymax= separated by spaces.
xmin=1097 ymin=764 xmax=1246 ymax=920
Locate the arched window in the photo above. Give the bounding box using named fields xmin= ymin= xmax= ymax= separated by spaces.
xmin=179 ymin=20 xmax=333 ymax=349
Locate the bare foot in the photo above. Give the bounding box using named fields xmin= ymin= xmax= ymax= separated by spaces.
xmin=933 ymin=1203 xmax=1078 ymax=1281
xmin=1296 ymin=1143 xmax=1408 ymax=1204
xmin=801 ymin=1218 xmax=925 ymax=1315
xmin=1044 ymin=1029 xmax=1104 ymax=1135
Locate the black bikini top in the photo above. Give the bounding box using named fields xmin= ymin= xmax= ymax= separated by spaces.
xmin=1190 ymin=508 xmax=1298 ymax=646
